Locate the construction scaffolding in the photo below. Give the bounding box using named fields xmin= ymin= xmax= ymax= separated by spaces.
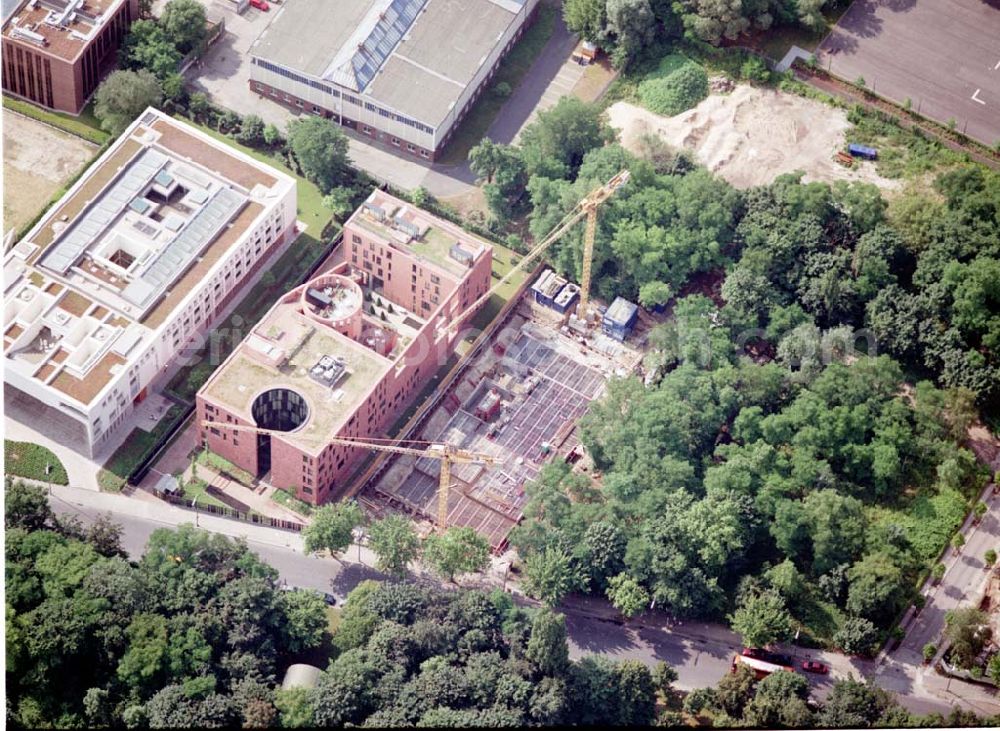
xmin=365 ymin=297 xmax=638 ymax=551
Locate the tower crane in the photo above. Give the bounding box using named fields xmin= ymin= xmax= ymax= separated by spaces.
xmin=200 ymin=421 xmax=500 ymax=531
xmin=448 ymin=169 xmax=631 ymax=331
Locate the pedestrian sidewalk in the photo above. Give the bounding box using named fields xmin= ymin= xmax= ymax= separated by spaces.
xmin=47 ymin=483 xmax=305 ymax=551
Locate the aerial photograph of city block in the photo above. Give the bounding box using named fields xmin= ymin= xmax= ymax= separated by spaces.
xmin=2 ymin=0 xmax=1000 ymax=726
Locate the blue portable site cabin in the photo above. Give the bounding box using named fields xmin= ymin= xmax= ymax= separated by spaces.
xmin=848 ymin=143 xmax=877 ymax=160
xmin=531 ymin=269 xmax=567 ymax=309
xmin=552 ymin=282 xmax=579 ymax=314
xmin=602 ymin=297 xmax=639 ymax=341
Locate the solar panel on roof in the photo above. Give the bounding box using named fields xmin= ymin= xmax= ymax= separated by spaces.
xmin=120 ymin=187 xmax=246 ymax=309
xmin=41 ymin=148 xmax=168 ymax=275
xmin=327 ymin=0 xmax=427 ymax=91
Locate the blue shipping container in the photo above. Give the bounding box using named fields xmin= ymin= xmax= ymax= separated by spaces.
xmin=848 ymin=144 xmax=878 ymax=160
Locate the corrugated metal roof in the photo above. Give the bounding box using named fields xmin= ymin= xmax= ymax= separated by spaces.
xmin=327 ymin=0 xmax=427 ymax=91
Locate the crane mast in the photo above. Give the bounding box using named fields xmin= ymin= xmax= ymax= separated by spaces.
xmin=447 ymin=170 xmax=630 ymax=330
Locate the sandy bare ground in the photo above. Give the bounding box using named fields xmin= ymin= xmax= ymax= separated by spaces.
xmin=608 ymin=85 xmax=900 ymax=191
xmin=3 ymin=111 xmax=97 ymax=233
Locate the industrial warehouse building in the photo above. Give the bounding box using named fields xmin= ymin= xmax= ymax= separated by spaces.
xmin=197 ymin=190 xmax=493 ymax=504
xmin=248 ymin=0 xmax=541 ymax=160
xmin=2 ymin=0 xmax=138 ymax=113
xmin=4 ymin=108 xmax=297 ymax=456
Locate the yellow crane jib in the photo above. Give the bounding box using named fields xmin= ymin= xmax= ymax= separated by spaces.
xmin=200 ymin=421 xmax=498 ymax=532
xmin=444 ymin=170 xmax=632 ymax=335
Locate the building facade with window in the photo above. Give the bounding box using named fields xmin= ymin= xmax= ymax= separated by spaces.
xmin=2 ymin=0 xmax=138 ymax=114
xmin=248 ymin=0 xmax=540 ymax=160
xmin=3 ymin=108 xmax=297 ymax=457
xmin=196 ymin=190 xmax=493 ymax=504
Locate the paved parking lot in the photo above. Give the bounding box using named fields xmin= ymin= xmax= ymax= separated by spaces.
xmin=186 ymin=1 xmax=287 ymax=125
xmin=818 ymin=0 xmax=1000 ymax=146
xmin=486 ymin=11 xmax=585 ymax=144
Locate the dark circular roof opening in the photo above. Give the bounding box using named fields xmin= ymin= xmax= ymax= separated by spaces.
xmin=252 ymin=388 xmax=308 ymax=432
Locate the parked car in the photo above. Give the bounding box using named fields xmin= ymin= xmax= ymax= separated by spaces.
xmin=322 ymin=593 xmax=337 ymax=606
xmin=802 ymin=660 xmax=829 ymax=674
xmin=250 ymin=0 xmax=269 ymax=10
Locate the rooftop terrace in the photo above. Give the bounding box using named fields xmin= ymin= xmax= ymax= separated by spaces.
xmin=203 ymin=302 xmax=390 ymax=452
xmin=348 ymin=191 xmax=491 ymax=278
xmin=3 ymin=0 xmax=124 ymax=61
xmin=4 ymin=107 xmax=293 ymax=407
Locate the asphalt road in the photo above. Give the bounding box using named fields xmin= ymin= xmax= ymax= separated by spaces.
xmin=47 ymin=488 xmax=967 ymax=716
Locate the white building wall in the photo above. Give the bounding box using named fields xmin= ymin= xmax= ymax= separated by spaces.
xmin=40 ymin=186 xmax=296 ymax=456
xmin=249 ymin=62 xmax=437 ymax=151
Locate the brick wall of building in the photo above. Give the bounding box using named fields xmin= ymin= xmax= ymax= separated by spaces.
xmin=1 ymin=0 xmax=137 ymax=114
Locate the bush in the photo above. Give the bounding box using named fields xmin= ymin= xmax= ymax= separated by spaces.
xmin=740 ymin=56 xmax=770 ymax=83
xmin=923 ymin=643 xmax=937 ymax=662
xmin=638 ymin=62 xmax=709 ymax=116
xmin=4 ymin=441 xmax=69 ymax=484
xmin=493 ymin=81 xmax=512 ymax=98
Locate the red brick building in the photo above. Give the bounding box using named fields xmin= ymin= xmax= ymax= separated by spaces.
xmin=197 ymin=191 xmax=493 ymax=504
xmin=2 ymin=0 xmax=138 ymax=114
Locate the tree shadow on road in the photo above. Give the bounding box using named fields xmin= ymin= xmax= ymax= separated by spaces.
xmin=330 ymin=561 xmax=387 ymax=596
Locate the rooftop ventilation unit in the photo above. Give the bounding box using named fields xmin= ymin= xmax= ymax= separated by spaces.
xmin=309 ymin=354 xmax=347 ymax=388
xmin=362 ymin=203 xmax=386 ymax=221
xmin=11 ymin=25 xmax=47 ymax=44
xmin=449 ymin=243 xmax=474 ymax=266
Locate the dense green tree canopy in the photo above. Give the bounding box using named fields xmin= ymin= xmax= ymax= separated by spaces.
xmin=93 ymin=70 xmax=163 ymax=135
xmin=6 ymin=485 xmax=325 ymax=728
xmin=287 ymin=117 xmax=351 ymax=194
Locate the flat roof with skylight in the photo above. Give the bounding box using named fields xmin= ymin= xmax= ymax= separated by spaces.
xmin=250 ymin=0 xmax=532 ymax=130
xmin=3 ymin=107 xmax=295 ymax=411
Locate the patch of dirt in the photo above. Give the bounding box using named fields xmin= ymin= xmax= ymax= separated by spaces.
xmin=439 ymin=185 xmax=488 ymax=219
xmin=2 ymin=112 xmax=97 ymax=233
xmin=607 ymin=84 xmax=901 ymax=191
xmin=572 ymin=58 xmax=618 ymax=103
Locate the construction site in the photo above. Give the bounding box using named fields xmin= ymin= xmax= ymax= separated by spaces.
xmin=359 ymin=274 xmax=644 ymax=551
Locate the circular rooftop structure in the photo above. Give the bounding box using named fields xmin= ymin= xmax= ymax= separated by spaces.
xmin=301 ymin=273 xmax=363 ymax=338
xmin=252 ymin=388 xmax=309 ymax=433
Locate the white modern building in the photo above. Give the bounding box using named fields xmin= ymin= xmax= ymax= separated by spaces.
xmin=248 ymin=0 xmax=541 ymax=160
xmin=3 ymin=107 xmax=297 ymax=457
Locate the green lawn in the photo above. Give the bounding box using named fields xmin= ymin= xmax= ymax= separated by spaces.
xmin=4 ymin=441 xmax=69 ymax=485
xmin=436 ymin=1 xmax=557 ymax=165
xmin=99 ymin=405 xmax=188 ymax=491
xmin=3 ymin=95 xmax=110 ymax=145
xmin=792 ymin=591 xmax=848 ymax=649
xmin=182 ymin=478 xmax=228 ymax=509
xmin=196 ymin=450 xmax=256 ymax=486
xmin=271 ymin=488 xmax=314 ymax=517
